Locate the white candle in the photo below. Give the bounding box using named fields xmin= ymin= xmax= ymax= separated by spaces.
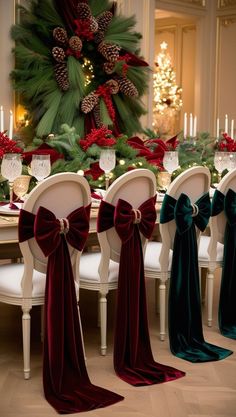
xmin=225 ymin=114 xmax=228 ymax=134
xmin=183 ymin=112 xmax=187 ymax=139
xmin=216 ymin=117 xmax=220 ymax=138
xmin=231 ymin=119 xmax=234 ymax=139
xmin=9 ymin=110 xmax=13 ymax=139
xmin=193 ymin=115 xmax=197 ymax=137
xmin=0 ymin=105 xmax=4 ymax=132
xmin=189 ymin=113 xmax=193 ymax=137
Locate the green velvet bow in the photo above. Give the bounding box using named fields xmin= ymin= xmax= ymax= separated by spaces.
xmin=211 ymin=188 xmax=236 ymax=339
xmin=160 ymin=192 xmax=232 ymax=362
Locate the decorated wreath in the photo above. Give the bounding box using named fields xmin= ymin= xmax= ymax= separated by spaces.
xmin=11 ymin=0 xmax=150 ymax=140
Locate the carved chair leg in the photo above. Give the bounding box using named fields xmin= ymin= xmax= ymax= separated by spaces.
xmin=159 ymin=281 xmax=166 ymax=341
xmin=22 ymin=307 xmax=31 ymax=379
xmin=99 ymin=292 xmax=107 ymax=356
xmin=207 ymin=268 xmax=215 ymax=327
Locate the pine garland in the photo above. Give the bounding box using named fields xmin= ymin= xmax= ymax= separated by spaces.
xmin=11 ymin=0 xmax=150 ymax=141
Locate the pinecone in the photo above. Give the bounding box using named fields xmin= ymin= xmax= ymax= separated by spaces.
xmin=96 ymin=11 xmax=113 ymax=32
xmin=89 ymin=17 xmax=98 ymax=33
xmin=77 ymin=2 xmax=91 ymax=19
xmin=53 ymin=27 xmax=68 ymax=45
xmin=93 ymin=104 xmax=102 ymax=128
xmin=69 ymin=36 xmax=82 ymax=52
xmin=81 ymin=92 xmax=99 ymax=113
xmin=116 ymin=76 xmax=139 ymax=97
xmin=98 ymin=42 xmax=120 ymax=62
xmin=94 ymin=30 xmax=105 ymax=44
xmin=54 ymin=62 xmax=69 ymax=91
xmin=52 ymin=46 xmax=66 ymax=62
xmin=103 ymin=61 xmax=115 ymax=74
xmin=105 ymin=79 xmax=119 ymax=94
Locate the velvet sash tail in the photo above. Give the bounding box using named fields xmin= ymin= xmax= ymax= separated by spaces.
xmin=160 ymin=193 xmax=232 ymax=362
xmin=19 ymin=207 xmax=123 ymax=414
xmin=211 ymin=189 xmax=236 ymax=339
xmin=97 ymin=197 xmax=185 ymax=386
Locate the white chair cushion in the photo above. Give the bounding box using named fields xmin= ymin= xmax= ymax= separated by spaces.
xmin=144 ymin=241 xmax=173 ymax=271
xmin=198 ymin=235 xmax=224 ymax=262
xmin=79 ymin=252 xmax=119 ymax=283
xmin=0 ymin=263 xmax=46 ymax=298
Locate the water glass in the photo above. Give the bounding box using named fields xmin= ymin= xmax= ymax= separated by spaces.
xmin=1 ymin=153 xmax=22 ymax=205
xmin=163 ymin=151 xmax=179 ymax=174
xmin=214 ymin=151 xmax=228 ymax=181
xmin=99 ymin=149 xmax=116 ymax=190
xmin=31 ymin=154 xmax=51 ymax=182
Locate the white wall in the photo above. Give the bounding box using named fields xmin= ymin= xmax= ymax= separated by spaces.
xmin=0 ymin=0 xmax=15 ymax=132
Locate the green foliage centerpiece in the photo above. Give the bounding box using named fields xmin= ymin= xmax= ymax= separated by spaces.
xmin=11 ymin=0 xmax=150 ymax=139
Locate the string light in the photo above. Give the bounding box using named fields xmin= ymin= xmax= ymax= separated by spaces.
xmin=119 ymin=159 xmax=125 ymax=165
xmin=82 ymin=57 xmax=94 ymax=86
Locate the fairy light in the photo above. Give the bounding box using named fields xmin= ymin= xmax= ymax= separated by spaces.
xmin=119 ymin=159 xmax=125 ymax=165
xmin=82 ymin=57 xmax=94 ymax=86
xmin=77 ymin=169 xmax=84 ymax=176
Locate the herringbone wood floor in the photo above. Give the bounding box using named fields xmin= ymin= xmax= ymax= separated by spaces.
xmin=0 ymin=271 xmax=235 ymax=417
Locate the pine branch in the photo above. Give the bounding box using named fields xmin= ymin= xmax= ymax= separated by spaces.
xmin=89 ymin=0 xmax=111 ymax=16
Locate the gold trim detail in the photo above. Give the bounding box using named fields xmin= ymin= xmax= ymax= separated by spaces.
xmin=220 ymin=16 xmax=236 ymax=26
xmin=163 ymin=0 xmax=206 ymax=7
xmin=218 ymin=0 xmax=236 ymax=9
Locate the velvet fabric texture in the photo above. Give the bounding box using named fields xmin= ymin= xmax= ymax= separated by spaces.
xmin=97 ymin=197 xmax=185 ymax=386
xmin=160 ymin=192 xmax=233 ymax=362
xmin=211 ymin=188 xmax=236 ymax=339
xmin=18 ymin=207 xmax=124 ymax=414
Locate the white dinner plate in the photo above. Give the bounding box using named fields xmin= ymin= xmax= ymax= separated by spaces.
xmin=0 ymin=203 xmax=22 ymax=215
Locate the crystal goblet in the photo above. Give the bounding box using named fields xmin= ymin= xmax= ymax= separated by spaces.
xmin=31 ymin=154 xmax=51 ymax=182
xmin=214 ymin=151 xmax=228 ymax=182
xmin=163 ymin=151 xmax=179 ymax=174
xmin=0 ymin=153 xmax=22 ymax=207
xmin=99 ymin=149 xmax=116 ymax=190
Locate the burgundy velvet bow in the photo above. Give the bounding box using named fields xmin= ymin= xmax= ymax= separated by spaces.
xmin=19 ymin=205 xmax=123 ymax=413
xmin=98 ymin=197 xmax=185 ymax=386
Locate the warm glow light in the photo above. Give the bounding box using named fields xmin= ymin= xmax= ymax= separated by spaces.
xmin=16 ymin=104 xmax=29 ymax=128
xmin=153 ymin=42 xmax=182 ymax=123
xmin=82 ymin=57 xmax=94 ymax=86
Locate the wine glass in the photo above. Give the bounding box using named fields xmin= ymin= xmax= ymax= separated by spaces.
xmin=0 ymin=153 xmax=22 ymax=208
xmin=214 ymin=151 xmax=228 ymax=182
xmin=99 ymin=149 xmax=116 ymax=190
xmin=31 ymin=154 xmax=51 ymax=182
xmin=13 ymin=175 xmax=31 ymax=203
xmin=162 ymin=151 xmax=179 ymax=187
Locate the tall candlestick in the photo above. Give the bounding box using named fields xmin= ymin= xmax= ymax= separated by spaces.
xmin=0 ymin=105 xmax=4 ymax=132
xmin=9 ymin=110 xmax=13 ymax=139
xmin=193 ymin=115 xmax=197 ymax=137
xmin=183 ymin=112 xmax=187 ymax=139
xmin=216 ymin=118 xmax=220 ymax=138
xmin=231 ymin=119 xmax=234 ymax=139
xmin=189 ymin=113 xmax=193 ymax=137
xmin=225 ymin=114 xmax=228 ymax=134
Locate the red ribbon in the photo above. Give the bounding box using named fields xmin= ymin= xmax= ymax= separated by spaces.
xmin=98 ymin=197 xmax=185 ymax=385
xmin=19 ymin=206 xmax=123 ymax=413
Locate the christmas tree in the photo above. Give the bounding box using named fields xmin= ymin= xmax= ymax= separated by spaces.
xmin=152 ymin=42 xmax=182 ymax=135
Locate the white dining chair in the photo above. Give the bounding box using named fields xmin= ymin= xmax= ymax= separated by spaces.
xmin=78 ymin=169 xmax=157 ymax=355
xmin=0 ymin=172 xmax=91 ymax=379
xmin=145 ymin=166 xmax=211 ymax=341
xmin=199 ymin=168 xmax=236 ymax=327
